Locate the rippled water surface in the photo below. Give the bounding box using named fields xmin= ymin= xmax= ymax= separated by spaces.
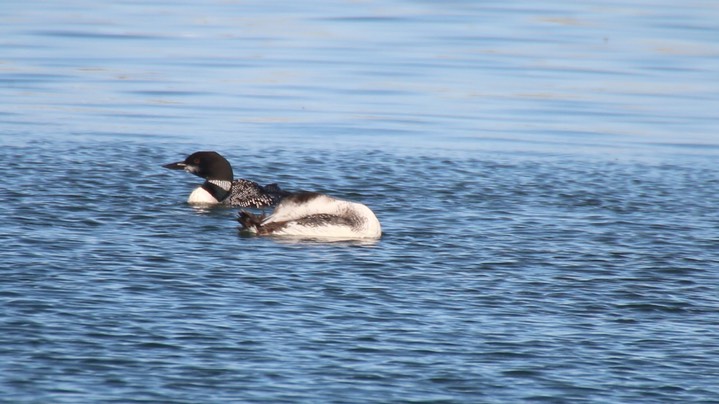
xmin=2 ymin=0 xmax=719 ymax=403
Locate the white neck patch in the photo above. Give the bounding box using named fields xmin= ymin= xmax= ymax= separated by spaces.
xmin=208 ymin=179 xmax=232 ymax=192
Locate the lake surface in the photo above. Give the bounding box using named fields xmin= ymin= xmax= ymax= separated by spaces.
xmin=2 ymin=0 xmax=719 ymax=402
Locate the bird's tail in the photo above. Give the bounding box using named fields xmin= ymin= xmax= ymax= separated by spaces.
xmin=237 ymin=210 xmax=266 ymax=234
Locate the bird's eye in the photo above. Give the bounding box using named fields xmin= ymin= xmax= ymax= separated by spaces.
xmin=193 ymin=158 xmax=200 ymax=165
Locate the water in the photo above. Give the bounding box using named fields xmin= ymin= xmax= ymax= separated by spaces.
xmin=2 ymin=0 xmax=719 ymax=402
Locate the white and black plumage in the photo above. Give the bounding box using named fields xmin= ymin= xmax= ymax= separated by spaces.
xmin=238 ymin=191 xmax=382 ymax=239
xmin=163 ymin=151 xmax=288 ymax=208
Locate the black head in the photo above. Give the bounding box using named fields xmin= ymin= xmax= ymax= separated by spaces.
xmin=163 ymin=151 xmax=234 ymax=182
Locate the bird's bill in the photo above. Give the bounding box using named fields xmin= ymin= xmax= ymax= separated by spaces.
xmin=162 ymin=161 xmax=187 ymax=170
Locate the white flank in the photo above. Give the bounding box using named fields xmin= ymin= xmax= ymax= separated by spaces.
xmin=263 ymin=194 xmax=381 ymax=239
xmin=187 ymin=186 xmax=219 ymax=204
xmin=272 ymin=221 xmax=378 ymax=239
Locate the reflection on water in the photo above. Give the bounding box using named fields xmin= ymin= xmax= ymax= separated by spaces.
xmin=2 ymin=0 xmax=718 ymax=154
xmin=255 ymin=234 xmax=382 ymax=247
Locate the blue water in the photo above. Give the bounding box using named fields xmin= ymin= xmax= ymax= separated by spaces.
xmin=2 ymin=0 xmax=719 ymax=403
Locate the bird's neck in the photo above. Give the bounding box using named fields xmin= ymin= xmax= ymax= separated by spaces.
xmin=202 ymin=179 xmax=232 ymax=202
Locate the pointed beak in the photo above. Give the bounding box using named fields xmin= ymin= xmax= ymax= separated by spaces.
xmin=163 ymin=161 xmax=187 ymax=170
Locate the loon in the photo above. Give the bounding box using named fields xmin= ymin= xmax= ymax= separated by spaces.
xmin=163 ymin=151 xmax=288 ymax=208
xmin=237 ymin=191 xmax=382 ymax=239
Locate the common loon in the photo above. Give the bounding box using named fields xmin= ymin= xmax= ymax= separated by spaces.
xmin=237 ymin=191 xmax=382 ymax=239
xmin=163 ymin=151 xmax=288 ymax=208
